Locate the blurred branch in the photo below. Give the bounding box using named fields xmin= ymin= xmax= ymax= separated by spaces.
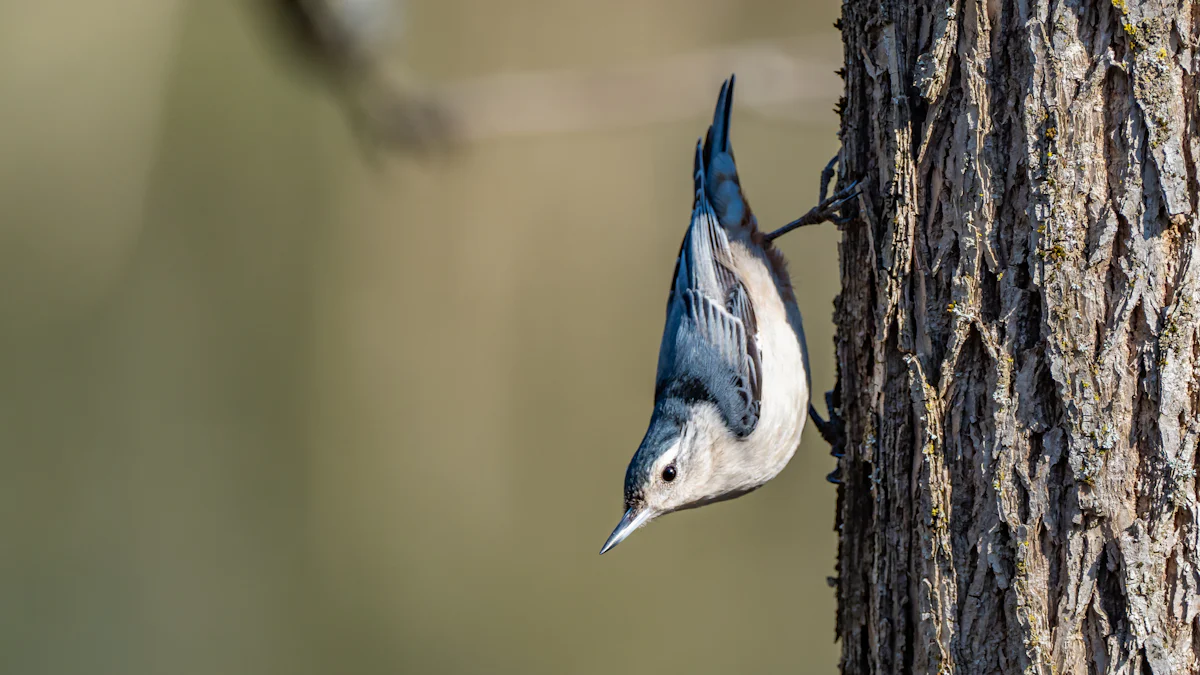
xmin=434 ymin=40 xmax=843 ymax=141
xmin=255 ymin=0 xmax=839 ymax=153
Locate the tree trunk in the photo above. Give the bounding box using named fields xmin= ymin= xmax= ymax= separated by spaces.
xmin=831 ymin=1 xmax=1200 ymax=673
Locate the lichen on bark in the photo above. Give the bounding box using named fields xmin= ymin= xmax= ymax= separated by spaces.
xmin=830 ymin=1 xmax=1200 ymax=673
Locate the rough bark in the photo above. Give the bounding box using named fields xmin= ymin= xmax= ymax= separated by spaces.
xmin=830 ymin=0 xmax=1200 ymax=673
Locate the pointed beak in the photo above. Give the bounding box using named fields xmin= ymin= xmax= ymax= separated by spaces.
xmin=599 ymin=507 xmax=654 ymax=555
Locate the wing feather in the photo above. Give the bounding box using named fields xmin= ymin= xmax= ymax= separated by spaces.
xmin=653 ymin=137 xmax=762 ymax=437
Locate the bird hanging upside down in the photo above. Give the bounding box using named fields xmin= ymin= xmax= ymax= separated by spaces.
xmin=600 ymin=75 xmax=856 ymax=555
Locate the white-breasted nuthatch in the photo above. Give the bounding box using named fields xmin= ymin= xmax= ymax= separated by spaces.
xmin=600 ymin=76 xmax=856 ymax=555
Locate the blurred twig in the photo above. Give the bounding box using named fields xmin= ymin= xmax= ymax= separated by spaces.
xmin=260 ymin=0 xmax=452 ymax=158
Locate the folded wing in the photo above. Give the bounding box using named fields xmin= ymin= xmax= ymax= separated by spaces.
xmin=655 ymin=141 xmax=762 ymax=437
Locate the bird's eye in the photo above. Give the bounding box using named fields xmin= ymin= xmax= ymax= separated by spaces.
xmin=662 ymin=465 xmax=677 ymax=482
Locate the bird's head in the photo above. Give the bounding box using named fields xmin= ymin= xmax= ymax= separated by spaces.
xmin=600 ymin=398 xmax=751 ymax=554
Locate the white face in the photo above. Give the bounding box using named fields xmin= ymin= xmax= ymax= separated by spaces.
xmin=640 ymin=405 xmax=739 ymax=517
xmin=600 ymin=404 xmax=757 ymax=555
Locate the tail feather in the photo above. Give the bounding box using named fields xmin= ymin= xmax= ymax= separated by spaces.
xmin=698 ymin=75 xmax=754 ymax=235
xmin=704 ymin=77 xmax=734 ymax=162
xmin=695 ymin=75 xmax=798 ymax=309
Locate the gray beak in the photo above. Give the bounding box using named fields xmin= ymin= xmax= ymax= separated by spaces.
xmin=599 ymin=508 xmax=654 ymax=555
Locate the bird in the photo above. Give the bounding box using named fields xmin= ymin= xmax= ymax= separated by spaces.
xmin=599 ymin=75 xmax=856 ymax=555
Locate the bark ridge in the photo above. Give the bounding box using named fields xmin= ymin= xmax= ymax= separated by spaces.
xmin=832 ymin=1 xmax=1200 ymax=673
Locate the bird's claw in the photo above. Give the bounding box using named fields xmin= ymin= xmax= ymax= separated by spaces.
xmin=764 ymin=175 xmax=861 ymax=242
xmin=810 ymin=403 xmax=846 ymax=456
xmin=811 ymin=388 xmax=847 ymax=485
xmin=813 ymin=183 xmax=860 ymax=221
xmin=818 ymin=155 xmax=839 ymax=205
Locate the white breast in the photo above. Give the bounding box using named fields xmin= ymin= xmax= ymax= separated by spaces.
xmin=722 ymin=241 xmax=810 ymax=489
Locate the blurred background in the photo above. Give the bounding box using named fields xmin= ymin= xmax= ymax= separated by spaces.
xmin=0 ymin=1 xmax=845 ymax=673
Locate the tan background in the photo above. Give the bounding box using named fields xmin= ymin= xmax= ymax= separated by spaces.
xmin=0 ymin=2 xmax=845 ymax=673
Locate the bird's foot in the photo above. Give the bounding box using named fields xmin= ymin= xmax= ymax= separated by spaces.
xmin=766 ymin=183 xmax=860 ymax=242
xmin=764 ymin=155 xmax=860 ymax=242
xmin=810 ymin=389 xmax=847 ymax=485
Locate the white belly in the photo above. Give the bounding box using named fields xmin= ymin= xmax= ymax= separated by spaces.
xmin=726 ymin=242 xmax=810 ymax=488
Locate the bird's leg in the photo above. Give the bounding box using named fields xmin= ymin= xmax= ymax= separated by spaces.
xmin=810 ymin=386 xmax=847 ymax=484
xmin=817 ymin=154 xmax=838 ymax=204
xmin=811 ymin=389 xmax=845 ymax=456
xmin=765 ymin=182 xmax=860 ymax=242
xmin=764 ymin=155 xmax=860 ymax=242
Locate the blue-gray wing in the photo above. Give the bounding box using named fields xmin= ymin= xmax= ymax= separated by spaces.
xmin=654 ymin=142 xmax=762 ymax=437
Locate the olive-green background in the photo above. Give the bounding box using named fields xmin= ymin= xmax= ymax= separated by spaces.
xmin=0 ymin=2 xmax=844 ymax=673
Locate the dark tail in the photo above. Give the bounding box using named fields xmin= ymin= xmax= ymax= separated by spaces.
xmin=692 ymin=139 xmax=708 ymax=208
xmin=698 ymin=75 xmax=753 ymax=234
xmin=703 ymin=76 xmax=735 ymax=165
